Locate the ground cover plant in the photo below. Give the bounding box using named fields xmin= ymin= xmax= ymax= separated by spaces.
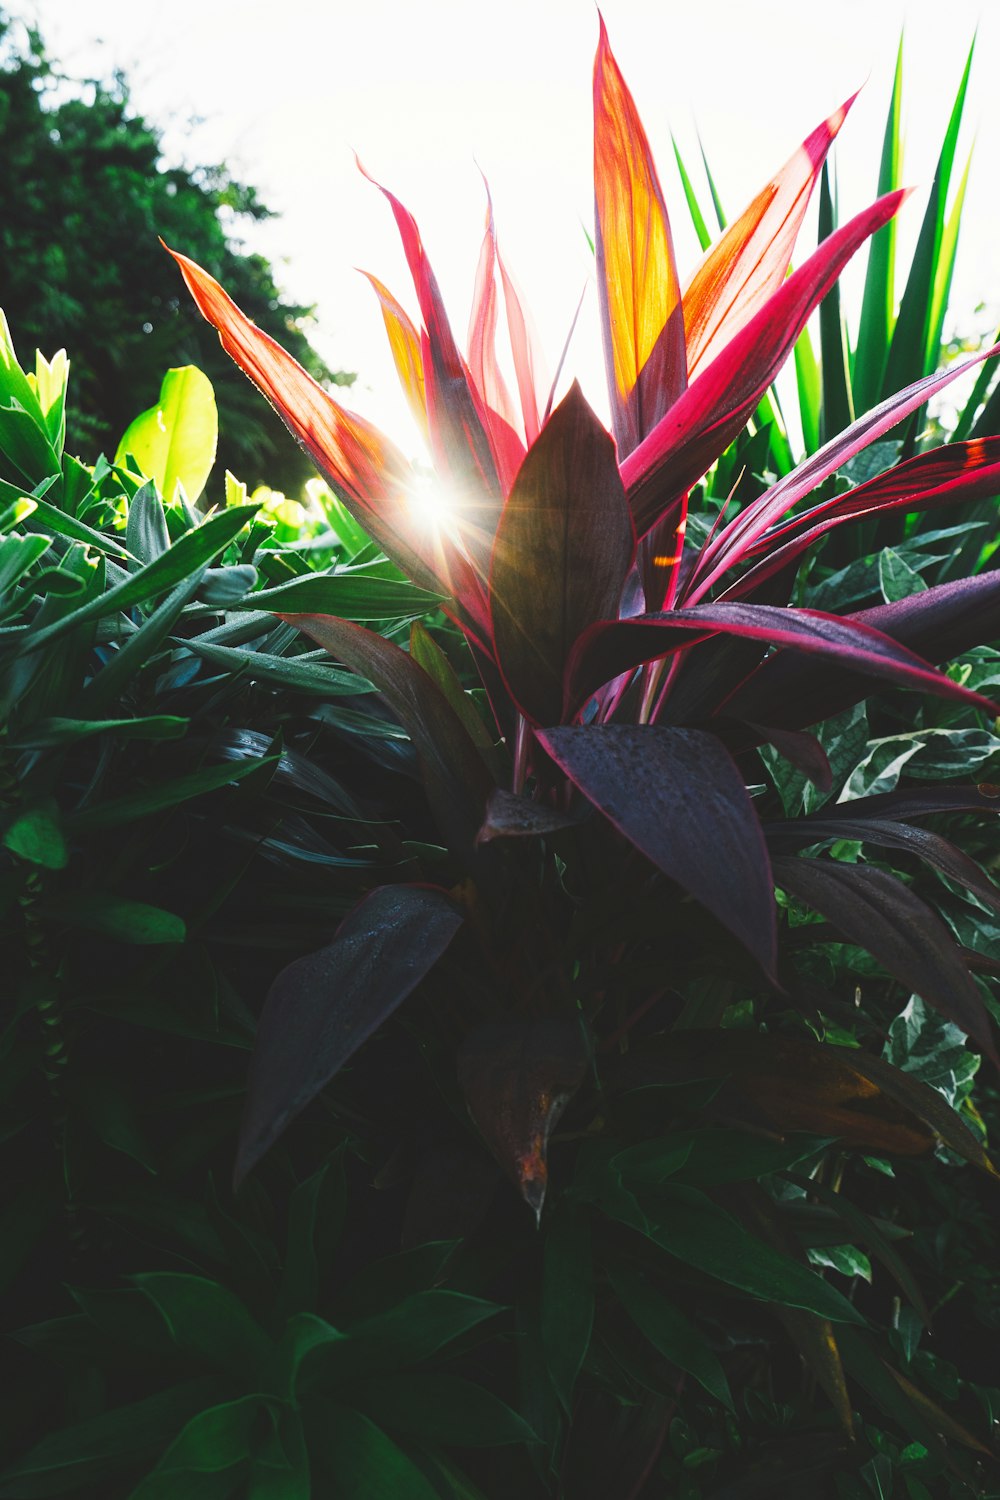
xmin=2 ymin=17 xmax=1000 ymax=1500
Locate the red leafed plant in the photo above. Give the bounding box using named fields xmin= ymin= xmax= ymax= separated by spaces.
xmin=166 ymin=19 xmax=1000 ymax=1480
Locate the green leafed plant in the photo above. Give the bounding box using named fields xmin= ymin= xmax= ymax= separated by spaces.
xmin=3 ymin=17 xmax=1000 ymax=1500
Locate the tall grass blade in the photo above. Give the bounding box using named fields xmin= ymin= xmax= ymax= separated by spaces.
xmin=853 ymin=35 xmax=903 ymax=413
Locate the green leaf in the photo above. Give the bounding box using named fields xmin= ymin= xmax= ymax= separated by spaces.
xmin=794 ymin=327 xmax=821 ymax=456
xmin=878 ymin=546 xmax=927 ymax=604
xmin=126 ymin=479 xmax=171 ymax=568
xmin=882 ymin=39 xmax=974 ymax=400
xmin=9 ymin=715 xmax=188 ymax=748
xmin=352 ymin=1373 xmax=537 ymax=1447
xmin=2 ymin=804 xmax=67 ymax=868
xmin=610 ymin=1266 xmax=734 ymax=1410
xmin=0 ymin=531 xmax=51 ymax=594
xmin=116 ymin=366 xmax=218 ymax=505
xmin=853 ymin=35 xmax=903 ymax=413
xmin=245 ymin=572 xmax=444 ymax=621
xmin=0 ymin=1379 xmax=222 ymax=1498
xmin=817 ymin=162 xmax=854 ymax=444
xmin=541 ymin=1202 xmax=594 ymax=1412
xmin=28 ymin=348 xmax=68 ymax=454
xmin=179 ymin=640 xmax=372 ymax=697
xmin=126 ymin=1396 xmax=268 ymax=1493
xmin=273 ymin=1157 xmax=347 ymax=1325
xmin=44 ymin=893 xmax=185 ymax=945
xmin=68 ymin=753 xmax=278 ymax=832
xmin=133 ymin=1273 xmax=273 ymax=1379
xmin=15 ymin=503 xmax=260 ymax=654
xmin=600 ymin=1181 xmax=866 ymax=1324
xmin=672 ymin=134 xmax=712 ymax=251
xmin=80 ymin=570 xmax=207 ymax=712
xmin=305 ymin=1399 xmax=442 ymax=1499
xmin=342 ymin=1291 xmax=503 ymax=1371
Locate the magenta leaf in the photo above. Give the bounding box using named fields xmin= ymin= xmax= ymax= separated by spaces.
xmin=538 ymin=725 xmax=777 ymax=977
xmin=565 ymin=602 xmax=998 ymax=723
xmin=772 ymin=855 xmax=999 ymax=1066
xmin=458 ymin=1019 xmax=589 ymax=1220
xmin=751 ymin=724 xmax=832 ymax=793
xmin=235 ymin=885 xmax=464 ymax=1186
xmin=490 ymin=383 xmax=635 ymax=725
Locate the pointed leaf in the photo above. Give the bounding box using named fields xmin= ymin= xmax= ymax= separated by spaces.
xmin=467 ymin=186 xmax=526 ymax=493
xmin=489 ymin=383 xmax=634 ymax=724
xmin=727 ymin=570 xmax=1000 ymax=729
xmin=622 ymin=190 xmax=908 ymax=539
xmin=593 ymin=18 xmax=686 ymax=455
xmin=282 ymin=613 xmax=493 ymax=855
xmin=360 ymin=272 xmax=428 ymax=439
xmin=236 ymin=885 xmax=463 ymax=1185
xmin=539 ymin=725 xmax=777 ymax=975
xmin=165 ymin=244 xmax=467 ymax=603
xmin=458 ymin=1019 xmax=588 ymax=1220
xmin=610 ymin=1266 xmax=734 ymax=1409
xmin=853 ymin=37 xmax=903 ymax=413
xmin=772 ymin=855 xmax=998 ymax=1065
xmin=684 ymin=94 xmax=856 ymax=379
xmin=565 ymin=602 xmax=998 ymax=723
xmin=475 ymin=788 xmax=584 ymax=845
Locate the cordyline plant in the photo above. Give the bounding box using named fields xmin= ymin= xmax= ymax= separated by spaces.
xmin=165 ymin=18 xmax=1000 ymax=1476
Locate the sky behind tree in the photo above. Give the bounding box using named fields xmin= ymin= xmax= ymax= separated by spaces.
xmin=16 ymin=0 xmax=1000 ymax=454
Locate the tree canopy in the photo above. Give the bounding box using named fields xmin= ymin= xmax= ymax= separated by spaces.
xmin=0 ymin=11 xmax=352 ymax=492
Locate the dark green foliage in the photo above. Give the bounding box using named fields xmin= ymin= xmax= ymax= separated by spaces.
xmin=0 ymin=12 xmax=352 ymax=491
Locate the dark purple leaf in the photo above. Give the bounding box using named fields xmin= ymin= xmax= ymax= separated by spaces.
xmin=751 ymin=724 xmax=833 ymax=792
xmin=489 ymin=383 xmax=635 ymax=725
xmin=538 ymin=725 xmax=777 ymax=976
xmin=727 ymin=572 xmax=1000 ymax=729
xmin=282 ymin=613 xmax=493 ymax=856
xmin=458 ymin=1019 xmax=589 ymax=1220
xmin=767 ymin=817 xmax=1000 ymax=918
xmin=805 ymin=784 xmax=1000 ymax=823
xmin=235 ymin=885 xmax=463 ymax=1186
xmin=476 ymin=788 xmax=586 ymax=845
xmin=564 ymin=602 xmax=998 ymax=722
xmin=772 ymin=855 xmax=999 ymax=1066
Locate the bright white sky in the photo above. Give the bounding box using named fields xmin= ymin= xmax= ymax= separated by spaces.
xmin=15 ymin=0 xmax=1000 ymax=457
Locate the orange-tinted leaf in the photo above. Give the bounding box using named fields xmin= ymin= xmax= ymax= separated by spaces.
xmin=458 ymin=1019 xmax=589 ymax=1220
xmin=684 ymin=95 xmax=857 ymax=377
xmin=593 ymin=17 xmax=686 ymax=456
xmin=165 ymin=244 xmax=454 ymax=598
xmin=360 ymin=272 xmax=428 ymax=440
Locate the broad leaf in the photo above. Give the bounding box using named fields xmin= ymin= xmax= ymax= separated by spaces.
xmin=115 ymin=366 xmax=218 ymax=506
xmin=235 ymin=885 xmax=463 ymax=1185
xmin=539 ymin=725 xmax=777 ymax=976
xmin=610 ymin=1266 xmax=734 ymax=1409
xmin=458 ymin=1019 xmax=589 ymax=1219
xmin=773 ymin=855 xmax=999 ymax=1066
xmin=489 ymin=383 xmax=634 ymax=724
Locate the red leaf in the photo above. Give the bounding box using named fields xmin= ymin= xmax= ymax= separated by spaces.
xmin=489 ymin=383 xmax=635 ymax=725
xmin=621 ymin=190 xmax=908 ymax=540
xmin=538 ymin=724 xmax=777 ymax=977
xmin=360 ymin=271 xmax=428 ymax=441
xmin=458 ymin=1019 xmax=589 ymax=1220
xmin=593 ymin=17 xmax=686 ymax=456
xmin=772 ymin=855 xmax=999 ymax=1067
xmin=236 ymin=885 xmax=463 ymax=1185
xmin=165 ymin=244 xmax=445 ymax=597
xmin=684 ymin=94 xmax=856 ymax=378
xmin=467 ymin=185 xmax=527 ymax=494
